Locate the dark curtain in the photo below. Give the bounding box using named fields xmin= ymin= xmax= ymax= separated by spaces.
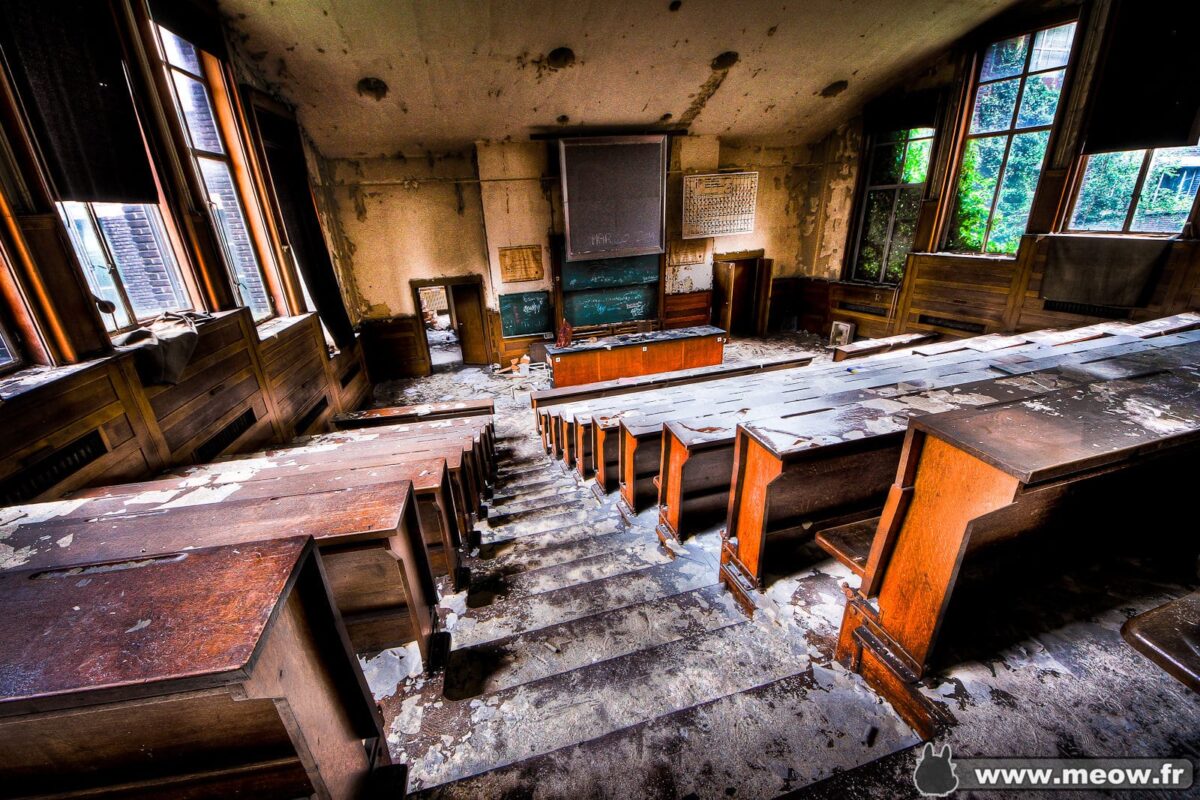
xmin=251 ymin=101 xmax=355 ymax=347
xmin=1083 ymin=0 xmax=1200 ymax=154
xmin=0 ymin=0 xmax=157 ymax=203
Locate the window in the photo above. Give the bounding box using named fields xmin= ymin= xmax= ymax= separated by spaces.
xmin=58 ymin=201 xmax=192 ymax=332
xmin=0 ymin=321 xmax=16 ymax=372
xmin=947 ymin=21 xmax=1077 ymax=255
xmin=849 ymin=127 xmax=935 ymax=284
xmin=1068 ymin=145 xmax=1200 ymax=234
xmin=156 ymin=24 xmax=274 ymax=320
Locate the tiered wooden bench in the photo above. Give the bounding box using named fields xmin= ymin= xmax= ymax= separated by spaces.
xmin=835 ymin=366 xmax=1200 ymax=737
xmin=334 ymin=398 xmax=495 ymax=428
xmin=1 ymin=480 xmax=443 ymax=663
xmin=720 ymin=328 xmax=1200 ymax=610
xmin=832 ymin=331 xmax=938 ymax=361
xmin=1122 ymin=591 xmax=1200 ymax=693
xmin=0 ymin=537 xmax=401 ymax=798
xmin=544 ymin=325 xmax=726 ymax=388
xmin=662 ymin=316 xmax=1200 ymax=544
xmin=531 ymin=353 xmax=815 ymax=458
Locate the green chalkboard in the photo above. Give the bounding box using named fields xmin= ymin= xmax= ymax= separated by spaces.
xmin=563 ymin=285 xmax=657 ymax=327
xmin=561 ymin=254 xmax=660 ymax=292
xmin=500 ymin=291 xmax=552 ymax=337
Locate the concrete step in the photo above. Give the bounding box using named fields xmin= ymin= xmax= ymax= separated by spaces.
xmin=412 ymin=665 xmax=917 ymax=799
xmin=473 ymin=525 xmax=638 ymax=572
xmin=448 ymin=557 xmax=716 ymax=648
xmin=393 ymin=619 xmax=814 ymax=789
xmin=465 ymin=540 xmax=672 ymax=607
xmin=489 ymin=477 xmax=577 ymax=505
xmin=487 ymin=487 xmax=591 ymax=516
xmin=482 ymin=507 xmax=592 ymax=537
xmin=443 ymin=584 xmax=742 ymax=698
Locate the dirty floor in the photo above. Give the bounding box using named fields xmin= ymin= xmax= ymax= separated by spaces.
xmin=360 ymin=334 xmax=1199 ymax=799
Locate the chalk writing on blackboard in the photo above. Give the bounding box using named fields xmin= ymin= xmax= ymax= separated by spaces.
xmin=683 ymin=172 xmax=758 ymax=239
xmin=499 ymin=291 xmax=552 ymax=337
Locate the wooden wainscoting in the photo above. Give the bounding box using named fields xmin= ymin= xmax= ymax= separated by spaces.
xmin=360 ymin=315 xmax=432 ymax=380
xmin=257 ymin=315 xmax=337 ymax=439
xmin=828 ymin=282 xmax=900 ymax=340
xmin=663 ymin=291 xmax=713 ymax=330
xmin=892 ymin=253 xmax=1022 ymax=337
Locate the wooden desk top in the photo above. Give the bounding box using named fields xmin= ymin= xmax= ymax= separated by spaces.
xmin=0 ymin=536 xmax=310 ymax=716
xmin=0 ymin=483 xmax=410 ymax=574
xmin=545 ymin=325 xmax=724 ymax=355
xmin=335 ymin=399 xmax=494 ymax=421
xmin=912 ymin=367 xmax=1200 ymax=484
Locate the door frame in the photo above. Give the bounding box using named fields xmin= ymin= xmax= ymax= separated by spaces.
xmin=712 ymin=249 xmax=772 ymax=337
xmin=409 ymin=274 xmax=493 ymax=369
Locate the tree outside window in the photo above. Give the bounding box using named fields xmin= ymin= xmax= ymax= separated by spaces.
xmin=1068 ymin=146 xmax=1200 ymax=234
xmin=947 ymin=22 xmax=1077 ymax=255
xmin=850 ymin=128 xmax=934 ymax=284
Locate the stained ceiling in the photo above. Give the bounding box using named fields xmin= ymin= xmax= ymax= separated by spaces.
xmin=220 ymin=0 xmax=1020 ymax=158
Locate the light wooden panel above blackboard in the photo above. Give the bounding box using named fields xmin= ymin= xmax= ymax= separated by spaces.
xmin=560 ymin=135 xmax=667 ymax=262
xmin=499 ymin=291 xmax=552 ymax=337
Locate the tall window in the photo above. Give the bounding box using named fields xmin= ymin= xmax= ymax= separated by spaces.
xmin=156 ymin=25 xmax=274 ymax=320
xmin=849 ymin=127 xmax=934 ymax=284
xmin=947 ymin=22 xmax=1077 ymax=255
xmin=1068 ymin=145 xmax=1200 ymax=234
xmin=58 ymin=201 xmax=192 ymax=332
xmin=0 ymin=321 xmax=16 ymax=371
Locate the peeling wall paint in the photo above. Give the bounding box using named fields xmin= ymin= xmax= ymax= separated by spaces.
xmin=314 ymin=152 xmax=492 ymax=318
xmin=713 ymin=141 xmax=810 ymax=277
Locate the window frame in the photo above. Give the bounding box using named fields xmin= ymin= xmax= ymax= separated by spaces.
xmin=57 ymin=200 xmax=196 ymax=334
xmin=846 ymin=127 xmax=936 ymax=286
xmin=1064 ymin=146 xmax=1200 ymax=236
xmin=0 ymin=315 xmax=20 ymax=375
xmin=943 ymin=18 xmax=1079 ymax=256
xmin=152 ymin=23 xmax=282 ymax=322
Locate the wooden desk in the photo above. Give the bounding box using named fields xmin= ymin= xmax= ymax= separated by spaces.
xmin=334 ymin=398 xmax=495 ymax=428
xmin=832 ymin=331 xmax=938 ymax=362
xmin=1122 ymin=591 xmax=1200 ymax=693
xmin=0 ymin=482 xmax=440 ymax=661
xmin=75 ymin=456 xmax=469 ymax=592
xmin=545 ymin=326 xmax=726 ymax=388
xmin=0 ymin=537 xmax=395 ymax=799
xmin=836 ymin=366 xmax=1200 ymax=737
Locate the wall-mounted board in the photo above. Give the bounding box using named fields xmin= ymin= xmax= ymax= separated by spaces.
xmin=561 ymin=253 xmax=660 ymax=291
xmin=498 ymin=244 xmax=544 ymax=283
xmin=560 ymin=135 xmax=667 ymax=261
xmin=499 ymin=291 xmax=552 ymax=337
xmin=683 ymin=172 xmax=758 ymax=238
xmin=563 ymin=284 xmax=657 ymax=327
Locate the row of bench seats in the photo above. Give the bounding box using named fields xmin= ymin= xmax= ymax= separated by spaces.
xmin=534 ymin=315 xmax=1200 ymax=736
xmin=0 ymin=398 xmax=495 ymax=798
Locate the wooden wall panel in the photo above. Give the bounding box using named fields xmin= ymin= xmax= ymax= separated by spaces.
xmin=663 ymin=291 xmax=712 ymax=330
xmin=361 ymin=315 xmax=432 ymax=380
xmin=258 ymin=314 xmax=338 ymax=438
xmin=892 ymin=253 xmax=1020 ymax=337
xmin=329 ymin=339 xmax=370 ymax=413
xmin=828 ymin=282 xmax=899 ymax=340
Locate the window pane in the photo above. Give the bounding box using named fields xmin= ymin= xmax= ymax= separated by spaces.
xmin=947 ymin=135 xmax=1007 ymax=252
xmin=58 ymin=202 xmax=132 ymax=331
xmin=853 ymin=190 xmax=894 ymax=282
xmin=986 ymin=130 xmax=1050 ymax=254
xmin=870 ymin=143 xmax=904 ymax=185
xmin=1030 ymin=22 xmax=1076 ymax=72
xmin=171 ymin=72 xmax=225 ymax=154
xmin=0 ymin=327 xmax=14 ymax=369
xmin=92 ymin=204 xmax=191 ymax=320
xmin=198 ymin=158 xmax=272 ymax=318
xmin=902 ymin=138 xmax=932 ymax=184
xmin=1015 ymin=69 xmax=1065 ymax=129
xmin=885 ymin=188 xmax=923 ymax=282
xmin=1069 ymin=150 xmax=1145 ymax=231
xmin=1132 ymin=146 xmax=1200 ymax=233
xmin=980 ymin=34 xmax=1029 ymax=82
xmin=970 ymin=78 xmax=1020 ymax=134
xmin=158 ymin=26 xmax=203 ymax=75
xmin=909 ymin=128 xmax=935 ymax=140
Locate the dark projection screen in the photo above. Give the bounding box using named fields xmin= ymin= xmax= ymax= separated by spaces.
xmin=559 ymin=135 xmax=667 ymax=262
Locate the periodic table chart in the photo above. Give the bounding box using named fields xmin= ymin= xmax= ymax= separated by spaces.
xmin=682 ymin=172 xmax=758 ymax=239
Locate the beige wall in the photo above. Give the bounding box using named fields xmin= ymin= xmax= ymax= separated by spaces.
xmin=312 ymin=151 xmax=492 ymax=319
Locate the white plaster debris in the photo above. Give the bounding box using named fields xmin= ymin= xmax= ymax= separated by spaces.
xmin=124 ymin=619 xmax=151 ymax=633
xmin=360 ymin=642 xmax=424 ymax=701
xmin=157 ymin=483 xmax=242 ymax=509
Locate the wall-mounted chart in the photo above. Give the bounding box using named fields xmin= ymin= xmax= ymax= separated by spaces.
xmin=682 ymin=172 xmax=758 ymax=239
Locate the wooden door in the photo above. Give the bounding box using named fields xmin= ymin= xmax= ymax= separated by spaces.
xmin=711 ymin=261 xmax=734 ymax=331
xmin=450 ymin=282 xmax=488 ymax=365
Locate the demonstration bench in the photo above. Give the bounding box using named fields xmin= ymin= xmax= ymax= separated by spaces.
xmin=545 ymin=325 xmax=726 ymax=388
